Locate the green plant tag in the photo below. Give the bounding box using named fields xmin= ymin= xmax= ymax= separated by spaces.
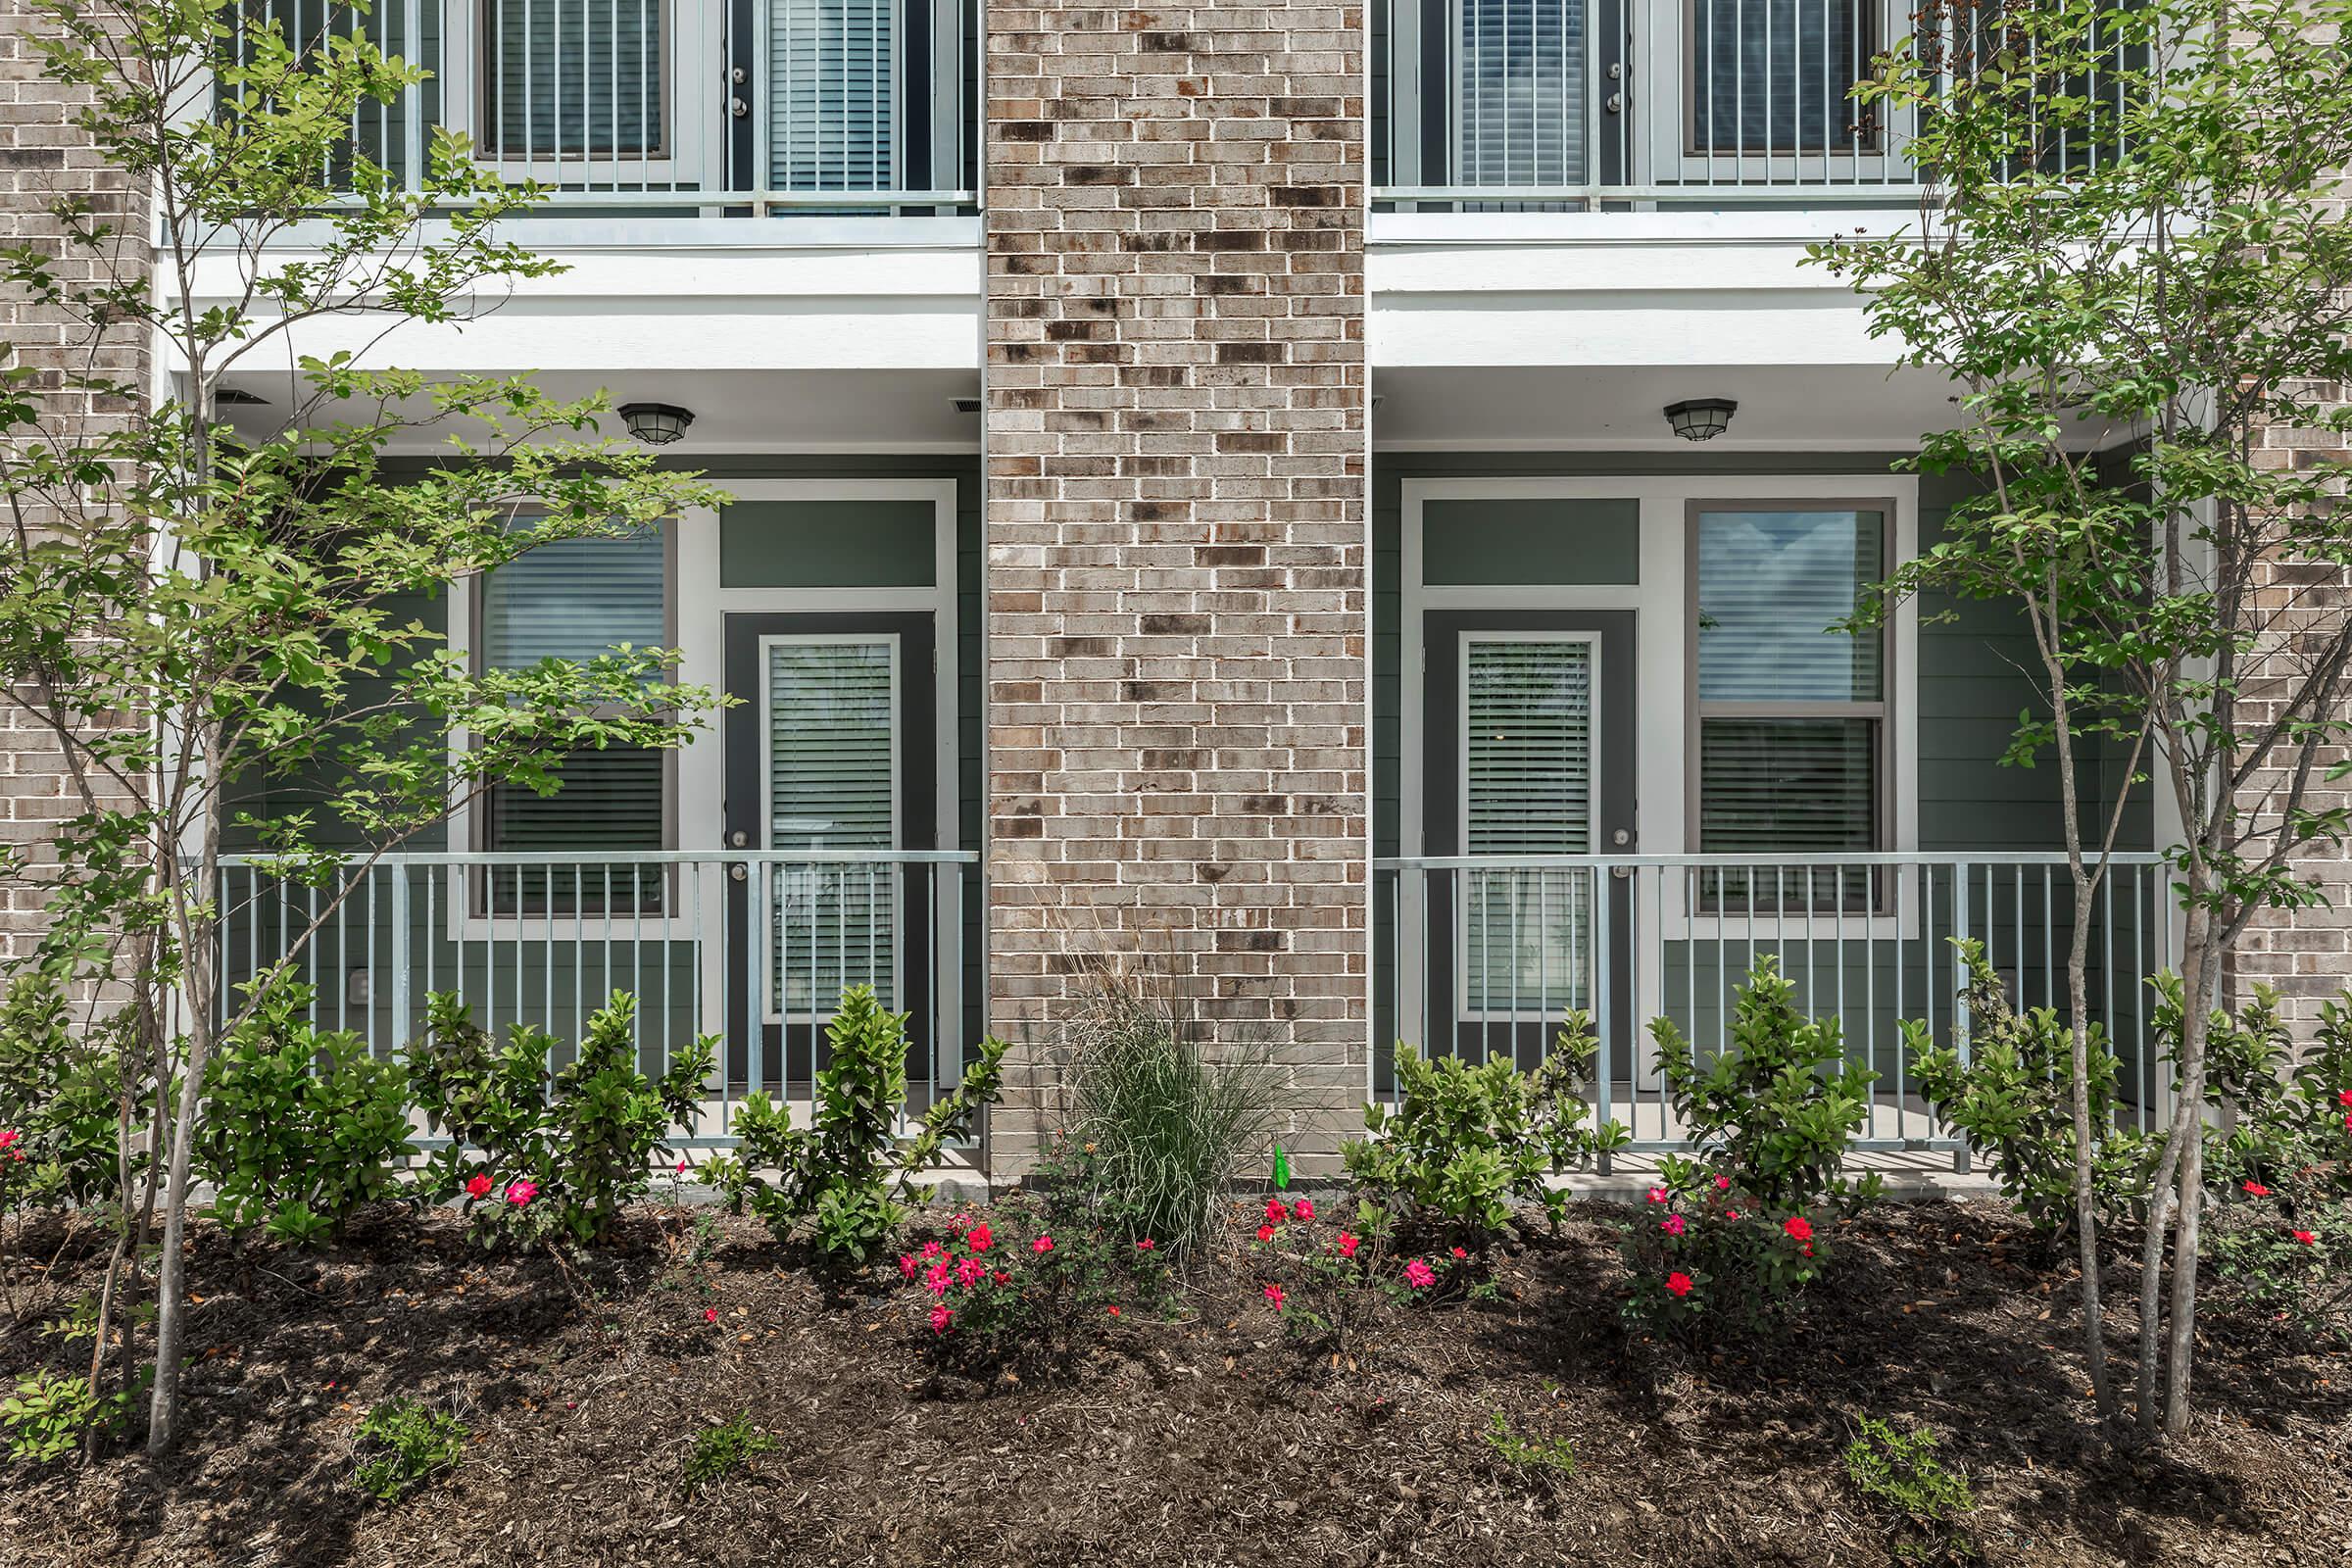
xmin=1272 ymin=1143 xmax=1290 ymax=1190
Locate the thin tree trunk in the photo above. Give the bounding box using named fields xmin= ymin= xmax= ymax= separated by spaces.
xmin=2133 ymin=915 xmax=2207 ymax=1433
xmin=2161 ymin=947 xmax=2218 ymax=1436
xmin=145 ymin=819 xmax=220 ymax=1462
xmin=2066 ymin=916 xmax=2112 ymax=1416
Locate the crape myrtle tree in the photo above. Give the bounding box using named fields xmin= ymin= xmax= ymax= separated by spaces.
xmin=0 ymin=1 xmax=727 ymax=1456
xmin=1812 ymin=0 xmax=2352 ymax=1437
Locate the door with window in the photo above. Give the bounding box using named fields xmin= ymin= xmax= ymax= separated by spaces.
xmin=722 ymin=612 xmax=936 ymax=1091
xmin=1422 ymin=612 xmax=1636 ymax=1069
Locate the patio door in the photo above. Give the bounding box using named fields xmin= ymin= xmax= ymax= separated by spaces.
xmin=1422 ymin=611 xmax=1636 ymax=1069
xmin=722 ymin=612 xmax=936 ymax=1091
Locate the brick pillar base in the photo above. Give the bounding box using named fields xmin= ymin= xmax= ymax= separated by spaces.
xmin=981 ymin=4 xmax=1368 ymax=1170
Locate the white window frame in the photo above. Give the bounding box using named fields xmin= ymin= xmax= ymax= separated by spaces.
xmin=435 ymin=0 xmax=718 ymax=191
xmin=756 ymin=630 xmax=904 ymax=1024
xmin=1455 ymin=628 xmax=1601 ymax=1021
xmin=1398 ymin=473 xmax=1922 ymax=1045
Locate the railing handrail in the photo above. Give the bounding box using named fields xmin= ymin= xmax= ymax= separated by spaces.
xmin=1378 ymin=852 xmax=2171 ymax=870
xmin=217 ymin=849 xmax=980 ymax=867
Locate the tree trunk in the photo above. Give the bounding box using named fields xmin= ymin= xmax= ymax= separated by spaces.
xmin=2065 ymin=902 xmax=2112 ymax=1417
xmin=145 ymin=841 xmax=220 ymax=1462
xmin=2161 ymin=944 xmax=2218 ymax=1436
xmin=2132 ymin=908 xmax=2207 ymax=1434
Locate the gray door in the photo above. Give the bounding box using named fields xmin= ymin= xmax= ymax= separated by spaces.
xmin=1421 ymin=610 xmax=1637 ymax=1071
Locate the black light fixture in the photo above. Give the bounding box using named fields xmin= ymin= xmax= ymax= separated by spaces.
xmin=618 ymin=401 xmax=695 ymax=446
xmin=1663 ymin=397 xmax=1738 ymax=442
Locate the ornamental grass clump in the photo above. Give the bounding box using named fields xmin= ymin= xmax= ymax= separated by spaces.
xmin=1048 ymin=962 xmax=1286 ymax=1255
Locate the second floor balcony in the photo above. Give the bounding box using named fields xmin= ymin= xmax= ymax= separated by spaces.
xmin=256 ymin=0 xmax=976 ymax=215
xmin=1374 ymin=0 xmax=2141 ymax=210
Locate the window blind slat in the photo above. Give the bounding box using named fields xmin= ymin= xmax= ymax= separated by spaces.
xmin=1462 ymin=638 xmax=1592 ymax=1011
xmin=766 ymin=640 xmax=898 ymax=1011
xmin=771 ymin=0 xmax=898 ymax=192
xmin=483 ymin=0 xmax=663 ymax=159
xmin=1455 ymin=0 xmax=1585 ymax=187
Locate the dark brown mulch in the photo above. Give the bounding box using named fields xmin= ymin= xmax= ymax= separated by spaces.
xmin=2 ymin=1199 xmax=2348 ymax=1568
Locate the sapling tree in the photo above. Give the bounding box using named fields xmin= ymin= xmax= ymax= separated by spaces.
xmin=1813 ymin=0 xmax=2352 ymax=1436
xmin=0 ymin=1 xmax=727 ymax=1455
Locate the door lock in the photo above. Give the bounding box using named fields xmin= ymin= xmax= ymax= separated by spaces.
xmin=729 ymin=829 xmax=750 ymax=848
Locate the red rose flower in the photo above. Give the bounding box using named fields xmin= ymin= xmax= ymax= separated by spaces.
xmin=1665 ymin=1271 xmax=1694 ymax=1298
xmin=1783 ymin=1215 xmax=1814 ymax=1243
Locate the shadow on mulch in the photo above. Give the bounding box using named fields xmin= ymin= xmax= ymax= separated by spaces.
xmin=3 ymin=1198 xmax=2348 ymax=1568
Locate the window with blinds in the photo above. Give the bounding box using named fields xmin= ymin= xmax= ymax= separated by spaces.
xmin=1694 ymin=507 xmax=1886 ymax=910
xmin=763 ymin=638 xmax=899 ymax=1014
xmin=1462 ymin=636 xmax=1594 ymax=1014
xmin=770 ymin=0 xmax=899 ymax=193
xmin=1689 ymin=0 xmax=1877 ymax=155
xmin=476 ymin=526 xmax=669 ymax=913
xmin=481 ymin=0 xmax=666 ymax=160
xmin=1453 ymin=0 xmax=1587 ymax=189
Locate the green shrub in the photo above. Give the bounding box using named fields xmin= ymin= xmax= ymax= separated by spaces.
xmin=1907 ymin=940 xmax=2148 ymax=1237
xmin=2191 ymin=981 xmax=2352 ymax=1340
xmin=1050 ymin=967 xmax=1285 ymax=1254
xmin=1842 ymin=1417 xmax=1976 ymax=1562
xmin=705 ymin=986 xmax=1005 ymax=1266
xmin=1623 ymin=961 xmax=1884 ymax=1336
xmin=1345 ymin=1011 xmax=1628 ymax=1244
xmin=1484 ymin=1412 xmax=1577 ymax=1479
xmin=195 ymin=982 xmax=416 ymax=1246
xmin=1 ymin=1369 xmax=138 ymax=1464
xmin=351 ymin=1396 xmax=467 ymax=1502
xmin=1246 ymin=1194 xmax=1405 ymax=1354
xmin=679 ymin=1411 xmax=778 ymax=1499
xmin=408 ymin=990 xmax=714 ymax=1249
xmin=0 ymin=976 xmax=142 ymax=1214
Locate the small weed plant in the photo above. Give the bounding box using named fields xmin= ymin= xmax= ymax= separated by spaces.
xmin=2 ymin=1369 xmax=139 ymax=1463
xmin=680 ymin=1411 xmax=778 ymax=1499
xmin=1842 ymin=1418 xmax=1976 ymax=1562
xmin=1484 ymin=1412 xmax=1577 ymax=1479
xmin=351 ymin=1397 xmax=468 ymax=1503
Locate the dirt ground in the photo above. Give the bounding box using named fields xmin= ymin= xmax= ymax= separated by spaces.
xmin=3 ymin=1198 xmax=2348 ymax=1568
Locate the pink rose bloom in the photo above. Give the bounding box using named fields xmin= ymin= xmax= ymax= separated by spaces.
xmin=504 ymin=1180 xmax=538 ymax=1206
xmin=924 ymin=1262 xmax=953 ymax=1295
xmin=966 ymin=1223 xmax=994 ymax=1253
xmin=2339 ymin=1089 xmax=2352 ymax=1107
xmin=929 ymin=1303 xmax=953 ymax=1334
xmin=1294 ymin=1200 xmax=1315 ymax=1222
xmin=1403 ymin=1259 xmax=1436 ymax=1290
xmin=921 ymin=1241 xmax=944 ymax=1259
xmin=1032 ymin=1235 xmax=1054 ymax=1255
xmin=899 ymin=1253 xmax=919 ymax=1279
xmin=1256 ymin=1224 xmax=1277 ymax=1244
xmin=2293 ymin=1230 xmax=2319 ymax=1245
xmin=1646 ymin=1186 xmax=1669 ymax=1205
xmin=1337 ymin=1233 xmax=1359 ymax=1258
xmin=1449 ymin=1247 xmax=1467 ymax=1260
xmin=1714 ymin=1175 xmax=1732 ymax=1192
xmin=956 ymin=1256 xmax=986 ymax=1288
xmin=703 ymin=1307 xmax=718 ymax=1323
xmin=675 ymin=1159 xmax=688 ymax=1175
xmin=1136 ymin=1238 xmax=1156 ymax=1251
xmin=1662 ymin=1213 xmax=1687 ymax=1237
xmin=1264 ymin=1199 xmax=1288 ymax=1224
xmin=465 ymin=1173 xmax=494 ymax=1200
xmin=1263 ymin=1284 xmax=1286 ymax=1310
xmin=0 ymin=1129 xmax=18 ymax=1151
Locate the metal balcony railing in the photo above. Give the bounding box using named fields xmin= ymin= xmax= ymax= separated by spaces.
xmin=229 ymin=0 xmax=977 ymax=215
xmin=1373 ymin=0 xmax=2144 ymax=209
xmin=1375 ymin=853 xmax=2180 ymax=1166
xmin=215 ymin=850 xmax=983 ymax=1147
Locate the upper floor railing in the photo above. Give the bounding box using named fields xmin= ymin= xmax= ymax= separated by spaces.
xmin=233 ymin=0 xmax=976 ymax=216
xmin=1374 ymin=0 xmax=2144 ymax=210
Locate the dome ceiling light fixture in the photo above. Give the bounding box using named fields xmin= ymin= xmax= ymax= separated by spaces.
xmin=1663 ymin=397 xmax=1738 ymax=443
xmin=618 ymin=401 xmax=695 ymax=446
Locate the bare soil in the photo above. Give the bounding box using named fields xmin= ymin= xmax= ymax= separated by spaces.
xmin=3 ymin=1199 xmax=2347 ymax=1568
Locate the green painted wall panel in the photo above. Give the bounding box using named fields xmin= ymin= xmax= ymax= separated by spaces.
xmin=1422 ymin=497 xmax=1640 ymax=584
xmin=719 ymin=497 xmax=938 ymax=588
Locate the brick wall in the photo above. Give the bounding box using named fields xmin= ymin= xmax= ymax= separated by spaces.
xmin=2231 ymin=381 xmax=2352 ymax=1033
xmin=981 ymin=2 xmax=1369 ymax=1164
xmin=0 ymin=0 xmax=145 ymax=966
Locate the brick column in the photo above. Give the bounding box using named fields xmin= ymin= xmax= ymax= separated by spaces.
xmin=982 ymin=3 xmax=1368 ymax=1166
xmin=0 ymin=0 xmax=146 ymax=966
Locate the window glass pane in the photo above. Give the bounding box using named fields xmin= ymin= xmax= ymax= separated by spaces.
xmin=770 ymin=0 xmax=898 ymax=191
xmin=480 ymin=746 xmax=665 ymax=912
xmin=1690 ymin=0 xmax=1873 ymax=154
xmin=765 ymin=640 xmax=898 ymax=1013
xmin=480 ymin=528 xmax=666 ymax=669
xmin=1455 ymin=0 xmax=1586 ymax=187
xmin=484 ymin=0 xmax=665 ymax=159
xmin=1463 ymin=638 xmax=1592 ymax=1011
xmin=1698 ymin=716 xmax=1875 ymax=908
xmin=1695 ymin=509 xmax=1882 ymax=703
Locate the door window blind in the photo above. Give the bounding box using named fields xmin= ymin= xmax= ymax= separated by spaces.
xmin=765 ymin=639 xmax=899 ymax=1013
xmin=1454 ymin=0 xmax=1586 ymax=188
xmin=770 ymin=0 xmax=898 ymax=191
xmin=1690 ymin=0 xmax=1873 ymax=155
xmin=482 ymin=0 xmax=665 ymax=159
xmin=1463 ymin=637 xmax=1593 ymax=1012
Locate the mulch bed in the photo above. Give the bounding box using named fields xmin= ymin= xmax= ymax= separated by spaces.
xmin=3 ymin=1199 xmax=2348 ymax=1568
